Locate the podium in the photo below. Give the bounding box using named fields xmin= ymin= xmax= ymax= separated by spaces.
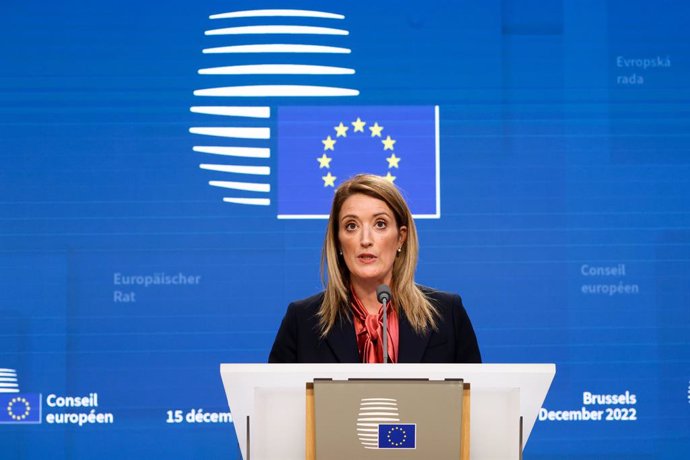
xmin=220 ymin=363 xmax=555 ymax=460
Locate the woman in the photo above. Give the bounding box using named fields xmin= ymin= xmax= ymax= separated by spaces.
xmin=269 ymin=174 xmax=481 ymax=363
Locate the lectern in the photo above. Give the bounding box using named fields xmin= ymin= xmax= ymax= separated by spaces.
xmin=220 ymin=363 xmax=555 ymax=460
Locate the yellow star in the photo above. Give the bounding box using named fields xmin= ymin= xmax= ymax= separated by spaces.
xmin=383 ymin=172 xmax=396 ymax=183
xmin=386 ymin=153 xmax=401 ymax=168
xmin=334 ymin=122 xmax=349 ymax=137
xmin=382 ymin=135 xmax=396 ymax=151
xmin=369 ymin=122 xmax=383 ymax=137
xmin=322 ymin=135 xmax=336 ymax=151
xmin=322 ymin=172 xmax=337 ymax=187
xmin=316 ymin=153 xmax=332 ymax=169
xmin=351 ymin=117 xmax=366 ymax=132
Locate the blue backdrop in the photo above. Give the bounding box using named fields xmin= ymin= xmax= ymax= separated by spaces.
xmin=1 ymin=1 xmax=689 ymax=458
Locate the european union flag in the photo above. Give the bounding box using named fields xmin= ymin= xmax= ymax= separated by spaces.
xmin=0 ymin=393 xmax=42 ymax=424
xmin=277 ymin=106 xmax=439 ymax=218
xmin=378 ymin=423 xmax=416 ymax=449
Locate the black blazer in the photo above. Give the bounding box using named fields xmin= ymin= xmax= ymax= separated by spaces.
xmin=268 ymin=287 xmax=481 ymax=363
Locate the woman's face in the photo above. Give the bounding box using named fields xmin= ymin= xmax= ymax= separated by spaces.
xmin=337 ymin=193 xmax=407 ymax=288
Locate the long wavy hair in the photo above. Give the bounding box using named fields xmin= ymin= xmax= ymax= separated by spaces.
xmin=318 ymin=174 xmax=438 ymax=336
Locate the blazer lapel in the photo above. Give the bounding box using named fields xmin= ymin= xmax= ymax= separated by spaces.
xmin=397 ymin=310 xmax=431 ymax=363
xmin=325 ymin=316 xmax=360 ymax=363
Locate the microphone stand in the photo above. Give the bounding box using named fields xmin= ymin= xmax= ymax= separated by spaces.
xmin=382 ymin=296 xmax=388 ymax=364
xmin=376 ymin=284 xmax=391 ymax=364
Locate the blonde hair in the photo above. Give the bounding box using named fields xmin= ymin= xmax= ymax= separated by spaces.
xmin=319 ymin=174 xmax=437 ymax=336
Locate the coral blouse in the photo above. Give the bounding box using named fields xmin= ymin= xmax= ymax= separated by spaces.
xmin=350 ymin=289 xmax=399 ymax=363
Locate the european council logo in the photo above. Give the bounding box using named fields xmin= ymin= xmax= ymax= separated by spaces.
xmin=356 ymin=397 xmax=416 ymax=450
xmin=0 ymin=368 xmax=41 ymax=424
xmin=189 ymin=8 xmax=441 ymax=219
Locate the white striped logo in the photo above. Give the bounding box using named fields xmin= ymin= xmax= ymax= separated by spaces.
xmin=0 ymin=368 xmax=19 ymax=394
xmin=190 ymin=8 xmax=358 ymax=207
xmin=356 ymin=397 xmax=400 ymax=449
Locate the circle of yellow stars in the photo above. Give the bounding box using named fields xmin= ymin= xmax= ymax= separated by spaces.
xmin=7 ymin=396 xmax=31 ymax=421
xmin=316 ymin=117 xmax=401 ymax=188
xmin=385 ymin=426 xmax=408 ymax=447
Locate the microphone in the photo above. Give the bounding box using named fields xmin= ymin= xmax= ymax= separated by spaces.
xmin=376 ymin=284 xmax=391 ymax=303
xmin=376 ymin=284 xmax=391 ymax=364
